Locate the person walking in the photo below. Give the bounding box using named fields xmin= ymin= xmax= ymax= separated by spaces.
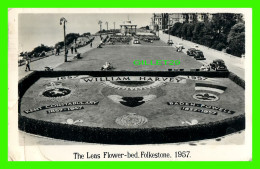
xmin=71 ymin=46 xmax=74 ymax=54
xmin=72 ymin=43 xmax=77 ymax=53
xmin=25 ymin=58 xmax=30 ymax=71
xmin=90 ymin=42 xmax=92 ymax=48
xmin=56 ymin=47 xmax=60 ymax=55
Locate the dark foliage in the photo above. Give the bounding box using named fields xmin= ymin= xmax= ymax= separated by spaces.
xmin=168 ymin=14 xmax=245 ymax=57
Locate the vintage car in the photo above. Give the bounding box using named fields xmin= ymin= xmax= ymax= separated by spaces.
xmin=193 ymin=50 xmax=206 ymax=60
xmin=167 ymin=40 xmax=174 ymax=45
xmin=133 ymin=39 xmax=141 ymax=44
xmin=144 ymin=38 xmax=153 ymax=43
xmin=186 ymin=48 xmax=197 ymax=56
xmin=210 ymin=59 xmax=228 ymax=71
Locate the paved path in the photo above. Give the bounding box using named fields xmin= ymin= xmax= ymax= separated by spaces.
xmin=19 ymin=37 xmax=100 ymax=80
xmin=159 ymin=31 xmax=245 ymax=80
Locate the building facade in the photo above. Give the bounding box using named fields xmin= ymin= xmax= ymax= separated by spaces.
xmin=120 ymin=20 xmax=137 ymax=35
xmin=152 ymin=13 xmax=169 ymax=30
xmin=151 ymin=13 xmax=244 ymax=30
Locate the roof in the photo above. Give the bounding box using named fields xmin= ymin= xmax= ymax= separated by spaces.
xmin=120 ymin=20 xmax=137 ymax=26
xmin=213 ymin=59 xmax=225 ymax=62
xmin=120 ymin=24 xmax=137 ymax=26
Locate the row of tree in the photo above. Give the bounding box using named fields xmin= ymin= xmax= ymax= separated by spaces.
xmin=166 ymin=14 xmax=245 ymax=57
xmin=54 ymin=33 xmax=80 ymax=49
xmin=21 ymin=33 xmax=91 ymax=58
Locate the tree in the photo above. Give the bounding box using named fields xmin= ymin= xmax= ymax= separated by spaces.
xmin=192 ymin=22 xmax=205 ymax=43
xmin=186 ymin=23 xmax=194 ymax=41
xmin=55 ymin=41 xmax=64 ymax=49
xmin=227 ymin=22 xmax=245 ymax=42
xmin=210 ymin=13 xmax=237 ymax=48
xmin=65 ymin=33 xmax=80 ymax=46
xmin=227 ymin=23 xmax=245 ymax=56
xmin=201 ymin=22 xmax=214 ymax=47
xmin=180 ymin=23 xmax=189 ymax=39
xmin=31 ymin=44 xmax=51 ymax=56
xmin=170 ymin=22 xmax=182 ymax=37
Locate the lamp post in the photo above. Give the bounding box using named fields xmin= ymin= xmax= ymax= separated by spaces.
xmin=105 ymin=21 xmax=108 ymax=34
xmin=113 ymin=22 xmax=115 ymax=33
xmin=168 ymin=18 xmax=171 ymax=41
xmin=60 ymin=17 xmax=67 ymax=62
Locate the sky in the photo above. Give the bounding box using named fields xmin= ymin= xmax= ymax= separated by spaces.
xmin=18 ymin=13 xmax=152 ymax=53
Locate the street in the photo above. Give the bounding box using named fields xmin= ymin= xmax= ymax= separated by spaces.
xmin=159 ymin=31 xmax=245 ymax=80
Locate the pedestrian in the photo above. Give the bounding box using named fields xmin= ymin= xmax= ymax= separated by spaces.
xmin=71 ymin=46 xmax=74 ymax=54
xmin=56 ymin=47 xmax=60 ymax=55
xmin=25 ymin=58 xmax=30 ymax=71
xmin=206 ymin=64 xmax=211 ymax=71
xmin=90 ymin=42 xmax=92 ymax=48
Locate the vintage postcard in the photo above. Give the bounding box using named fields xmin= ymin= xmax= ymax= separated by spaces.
xmin=8 ymin=8 xmax=252 ymax=161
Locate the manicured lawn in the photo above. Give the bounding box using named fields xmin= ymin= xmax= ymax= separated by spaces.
xmin=56 ymin=41 xmax=203 ymax=71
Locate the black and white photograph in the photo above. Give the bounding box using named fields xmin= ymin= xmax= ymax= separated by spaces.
xmin=8 ymin=8 xmax=252 ymax=161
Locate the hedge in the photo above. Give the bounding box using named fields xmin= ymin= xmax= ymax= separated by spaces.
xmin=228 ymin=71 xmax=245 ymax=89
xmin=18 ymin=114 xmax=245 ymax=145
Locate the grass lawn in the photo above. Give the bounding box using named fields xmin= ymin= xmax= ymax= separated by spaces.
xmin=56 ymin=41 xmax=203 ymax=71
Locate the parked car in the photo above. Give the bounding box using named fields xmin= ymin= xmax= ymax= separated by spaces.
xmin=144 ymin=38 xmax=153 ymax=43
xmin=187 ymin=48 xmax=197 ymax=56
xmin=210 ymin=59 xmax=228 ymax=71
xmin=193 ymin=50 xmax=206 ymax=60
xmin=167 ymin=40 xmax=173 ymax=45
xmin=133 ymin=39 xmax=141 ymax=44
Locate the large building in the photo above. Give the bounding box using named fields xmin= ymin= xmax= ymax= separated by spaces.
xmin=151 ymin=13 xmax=169 ymax=30
xmin=151 ymin=13 xmax=243 ymax=30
